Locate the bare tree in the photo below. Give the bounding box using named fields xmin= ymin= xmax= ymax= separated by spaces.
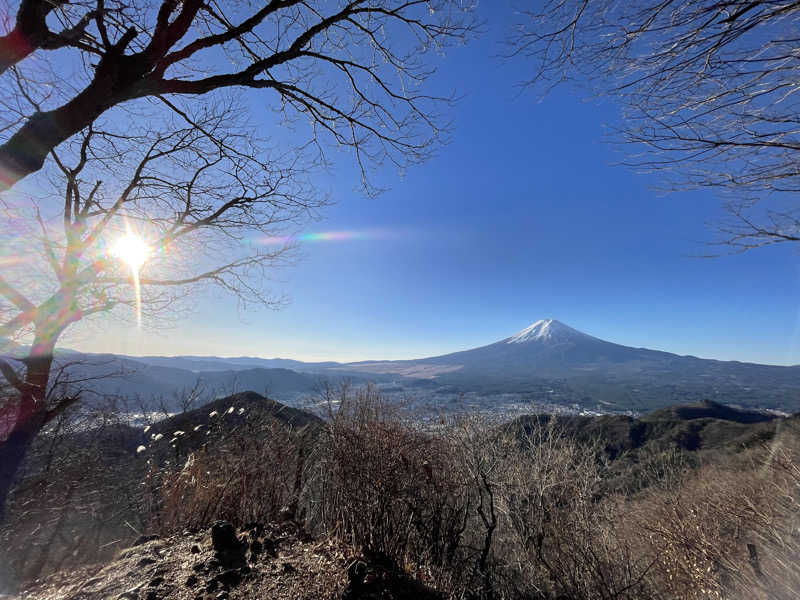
xmin=0 ymin=102 xmax=320 ymax=520
xmin=0 ymin=0 xmax=476 ymax=522
xmin=513 ymin=1 xmax=800 ymax=249
xmin=0 ymin=0 xmax=475 ymax=190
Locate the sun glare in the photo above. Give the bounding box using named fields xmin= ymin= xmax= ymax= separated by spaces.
xmin=111 ymin=233 xmax=151 ymax=271
xmin=110 ymin=232 xmax=151 ymax=328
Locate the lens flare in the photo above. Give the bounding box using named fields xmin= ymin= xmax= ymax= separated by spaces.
xmin=110 ymin=232 xmax=151 ymax=327
xmin=258 ymin=229 xmax=398 ymax=246
xmin=111 ymin=234 xmax=151 ymax=271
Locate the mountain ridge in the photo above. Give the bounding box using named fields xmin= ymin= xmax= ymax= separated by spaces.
xmin=8 ymin=319 xmax=800 ymax=412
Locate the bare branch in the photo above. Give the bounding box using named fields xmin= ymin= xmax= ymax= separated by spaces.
xmin=0 ymin=275 xmax=35 ymax=313
xmin=513 ymin=0 xmax=800 ymax=250
xmin=0 ymin=0 xmax=474 ymax=189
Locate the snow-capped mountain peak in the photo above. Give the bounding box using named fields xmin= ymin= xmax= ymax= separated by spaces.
xmin=506 ymin=319 xmax=588 ymax=344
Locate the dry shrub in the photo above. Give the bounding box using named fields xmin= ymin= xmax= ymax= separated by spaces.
xmin=492 ymin=421 xmax=652 ymax=600
xmin=153 ymin=412 xmax=307 ymax=533
xmin=628 ymin=429 xmax=800 ymax=600
xmin=306 ymin=387 xmax=653 ymax=599
xmin=307 ymin=385 xmax=470 ymax=576
xmin=304 ymin=388 xmax=800 ymax=600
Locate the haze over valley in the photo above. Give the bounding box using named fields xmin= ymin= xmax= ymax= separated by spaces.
xmin=32 ymin=319 xmax=800 ymax=416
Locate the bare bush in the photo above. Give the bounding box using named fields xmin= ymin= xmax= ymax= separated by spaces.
xmin=307 ymin=385 xmax=469 ymax=575
xmin=629 ymin=430 xmax=800 ymax=600
xmin=150 ymin=411 xmax=310 ymax=534
xmin=306 ymin=387 xmax=655 ymax=599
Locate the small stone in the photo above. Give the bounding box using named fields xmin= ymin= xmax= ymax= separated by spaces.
xmin=206 ymin=558 xmax=220 ymax=570
xmin=347 ymin=560 xmax=367 ymax=584
xmin=210 ymin=521 xmax=241 ymax=554
xmin=262 ymin=538 xmax=277 ymax=555
xmin=364 ymin=571 xmax=379 ymax=584
xmin=282 ymin=562 xmax=296 ymax=574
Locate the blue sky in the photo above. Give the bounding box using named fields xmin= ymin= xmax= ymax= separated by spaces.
xmin=71 ymin=5 xmax=800 ymax=366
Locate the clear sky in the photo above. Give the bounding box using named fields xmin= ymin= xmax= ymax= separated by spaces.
xmin=69 ymin=4 xmax=800 ymax=366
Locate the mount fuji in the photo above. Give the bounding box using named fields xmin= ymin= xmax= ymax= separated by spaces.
xmin=321 ymin=319 xmax=800 ymax=411
xmin=340 ymin=319 xmax=680 ymax=378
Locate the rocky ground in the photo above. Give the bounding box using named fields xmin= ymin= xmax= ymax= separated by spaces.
xmin=15 ymin=521 xmax=438 ymax=600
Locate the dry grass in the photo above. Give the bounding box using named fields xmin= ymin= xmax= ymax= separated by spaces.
xmin=7 ymin=386 xmax=800 ymax=600
xmin=153 ymin=414 xmax=306 ymax=533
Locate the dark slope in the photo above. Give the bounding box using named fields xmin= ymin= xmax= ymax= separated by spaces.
xmin=510 ymin=400 xmax=795 ymax=460
xmin=152 ymin=390 xmax=322 ymax=435
xmin=140 ymin=391 xmax=324 ymax=463
xmin=645 ymin=400 xmax=777 ymax=424
xmin=508 ymin=401 xmax=800 ymax=493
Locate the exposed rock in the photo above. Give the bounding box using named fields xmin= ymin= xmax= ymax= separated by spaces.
xmin=18 ymin=521 xmax=438 ymax=600
xmin=214 ymin=569 xmax=241 ymax=588
xmin=210 ymin=522 xmax=241 ymax=554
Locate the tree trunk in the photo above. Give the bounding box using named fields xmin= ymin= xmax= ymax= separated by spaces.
xmin=0 ymin=407 xmax=47 ymax=523
xmin=0 ymin=348 xmax=53 ymax=524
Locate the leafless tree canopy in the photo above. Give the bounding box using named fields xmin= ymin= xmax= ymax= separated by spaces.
xmin=0 ymin=0 xmax=475 ymax=190
xmin=0 ymin=0 xmax=476 ymax=523
xmin=514 ymin=1 xmax=800 ymax=250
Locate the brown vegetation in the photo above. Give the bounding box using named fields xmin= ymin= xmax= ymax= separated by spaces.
xmin=6 ymin=387 xmax=800 ymax=600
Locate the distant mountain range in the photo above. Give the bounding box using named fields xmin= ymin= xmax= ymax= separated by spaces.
xmin=6 ymin=319 xmax=800 ymax=413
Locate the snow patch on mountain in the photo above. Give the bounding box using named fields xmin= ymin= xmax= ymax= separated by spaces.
xmin=507 ymin=319 xmax=591 ymax=344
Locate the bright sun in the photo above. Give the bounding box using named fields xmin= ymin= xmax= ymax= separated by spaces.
xmin=111 ymin=233 xmax=151 ymax=271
